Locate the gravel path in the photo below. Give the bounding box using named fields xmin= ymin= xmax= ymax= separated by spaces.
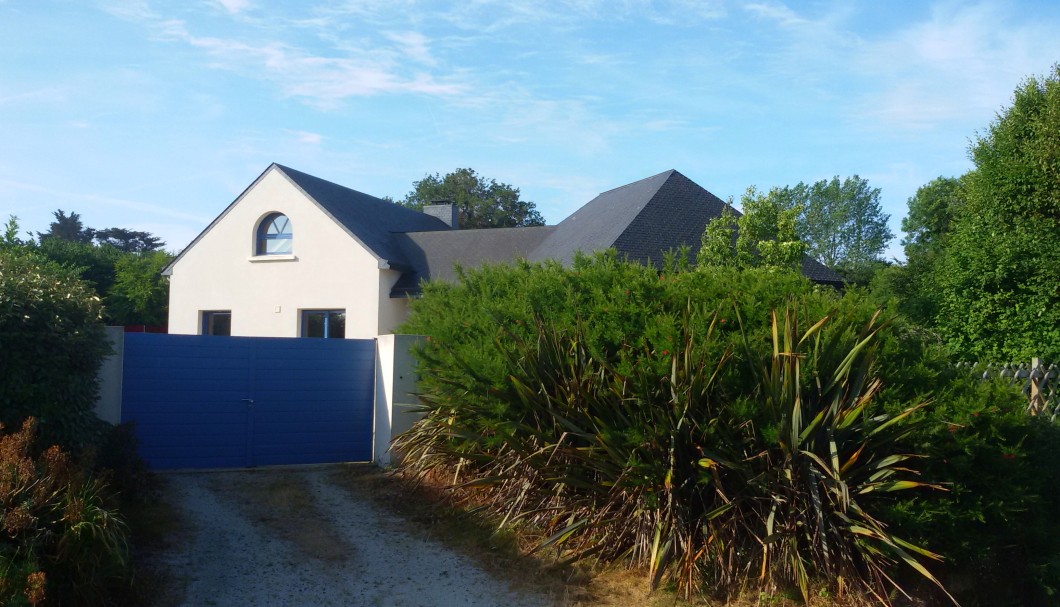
xmin=153 ymin=466 xmax=555 ymax=607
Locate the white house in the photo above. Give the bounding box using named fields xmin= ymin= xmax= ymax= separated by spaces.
xmin=164 ymin=164 xmax=842 ymax=339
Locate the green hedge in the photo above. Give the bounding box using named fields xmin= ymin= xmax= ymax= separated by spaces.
xmin=398 ymin=252 xmax=1060 ymax=604
xmin=0 ymin=249 xmax=110 ymax=450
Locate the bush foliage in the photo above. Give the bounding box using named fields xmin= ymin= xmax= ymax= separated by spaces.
xmin=398 ymin=253 xmax=1060 ymax=604
xmin=0 ymin=249 xmax=111 ymax=450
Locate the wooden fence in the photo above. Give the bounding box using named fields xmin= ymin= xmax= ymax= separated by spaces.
xmin=958 ymin=358 xmax=1060 ymax=419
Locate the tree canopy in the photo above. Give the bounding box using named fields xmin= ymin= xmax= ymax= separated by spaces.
xmin=6 ymin=214 xmax=171 ymax=327
xmin=776 ymin=176 xmax=893 ymax=271
xmin=934 ymin=65 xmax=1060 ymax=360
xmin=697 ymin=187 xmax=805 ymax=272
xmin=399 ymin=168 xmax=545 ymax=229
xmin=901 ymin=176 xmax=963 ymax=259
xmin=37 ymin=209 xmax=94 ymax=244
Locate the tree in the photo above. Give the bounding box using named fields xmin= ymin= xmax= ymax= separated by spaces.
xmin=2 ymin=215 xmax=26 ymax=248
xmin=697 ymin=186 xmax=805 ymax=271
xmin=935 ymin=65 xmax=1060 ymax=360
xmin=873 ymin=176 xmax=965 ymax=324
xmin=106 ymin=250 xmax=172 ymax=325
xmin=93 ymin=227 xmax=165 ymax=253
xmin=399 ymin=168 xmax=545 ymax=229
xmin=767 ymin=177 xmax=893 ymax=274
xmin=901 ymin=176 xmax=963 ymax=259
xmin=37 ymin=209 xmax=94 ymax=244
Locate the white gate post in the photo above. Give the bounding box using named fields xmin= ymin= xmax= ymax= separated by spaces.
xmin=373 ymin=334 xmax=425 ymax=466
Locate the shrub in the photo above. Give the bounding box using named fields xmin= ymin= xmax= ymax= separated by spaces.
xmin=0 ymin=418 xmax=130 ymax=606
xmin=0 ymin=249 xmax=110 ymax=450
xmin=887 ymin=379 xmax=1060 ymax=606
xmin=397 ymin=255 xmax=950 ymax=600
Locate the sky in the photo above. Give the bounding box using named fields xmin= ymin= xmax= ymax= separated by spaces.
xmin=3 ymin=1 xmax=1059 ymax=260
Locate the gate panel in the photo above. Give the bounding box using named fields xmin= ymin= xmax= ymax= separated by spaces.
xmin=121 ymin=333 xmax=375 ymax=469
xmin=248 ymin=337 xmax=374 ymax=466
xmin=122 ymin=334 xmax=253 ymax=469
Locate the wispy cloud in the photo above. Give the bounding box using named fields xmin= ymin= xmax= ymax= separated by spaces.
xmin=286 ymin=129 xmax=323 ymax=145
xmin=215 ymin=0 xmax=251 ymax=14
xmin=850 ymin=2 xmax=1057 ymax=131
xmin=0 ymin=87 xmax=68 ymax=106
xmin=743 ymin=1 xmax=809 ymax=27
xmin=384 ymin=31 xmax=437 ymax=67
xmin=102 ymin=3 xmax=465 ymax=107
xmin=0 ymin=178 xmax=212 ymax=224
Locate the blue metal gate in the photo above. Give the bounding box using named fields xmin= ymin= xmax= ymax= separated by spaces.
xmin=121 ymin=333 xmax=375 ymax=469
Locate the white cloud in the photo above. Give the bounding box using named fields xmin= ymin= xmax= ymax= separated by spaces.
xmin=851 ymin=2 xmax=1060 ymax=132
xmin=216 ymin=0 xmax=251 ymax=14
xmin=742 ymin=1 xmax=808 ymax=27
xmin=287 ymin=130 xmax=323 ymax=145
xmin=0 ymin=178 xmax=211 ymax=224
xmin=104 ymin=5 xmax=466 ymax=107
xmin=383 ymin=31 xmax=437 ymax=67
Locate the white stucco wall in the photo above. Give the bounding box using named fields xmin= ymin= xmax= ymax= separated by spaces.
xmin=167 ymin=167 xmax=409 ymax=338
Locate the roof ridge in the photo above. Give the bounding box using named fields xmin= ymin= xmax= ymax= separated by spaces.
xmin=593 ymin=169 xmax=676 ymax=197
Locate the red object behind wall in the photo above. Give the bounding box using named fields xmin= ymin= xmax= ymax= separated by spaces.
xmin=123 ymin=325 xmax=168 ymax=334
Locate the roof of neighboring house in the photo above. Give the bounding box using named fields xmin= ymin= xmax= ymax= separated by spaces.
xmin=392 ymin=169 xmax=844 ymax=294
xmin=390 ymin=226 xmax=556 ymax=296
xmin=527 ymin=169 xmax=731 ymax=267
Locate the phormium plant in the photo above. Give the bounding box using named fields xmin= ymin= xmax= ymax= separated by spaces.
xmin=396 ymin=295 xmax=952 ymax=602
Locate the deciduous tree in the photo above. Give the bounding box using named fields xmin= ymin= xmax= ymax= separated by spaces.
xmin=697 ymin=187 xmax=805 ymax=271
xmin=936 ymin=65 xmax=1060 ymax=360
xmin=400 ymin=168 xmax=545 ymax=229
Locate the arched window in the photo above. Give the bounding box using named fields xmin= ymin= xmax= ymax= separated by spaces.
xmin=256 ymin=213 xmax=292 ymax=255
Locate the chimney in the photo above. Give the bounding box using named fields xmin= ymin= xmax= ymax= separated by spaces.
xmin=422 ymin=200 xmax=459 ymax=229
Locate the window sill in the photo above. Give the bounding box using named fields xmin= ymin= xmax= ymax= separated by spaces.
xmin=248 ymin=254 xmax=298 ymax=263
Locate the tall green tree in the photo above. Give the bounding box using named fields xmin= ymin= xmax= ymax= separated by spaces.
xmin=790 ymin=176 xmax=894 ymax=271
xmin=936 ymin=65 xmax=1060 ymax=360
xmin=399 ymin=168 xmax=545 ymax=229
xmin=874 ymin=176 xmax=965 ymax=324
xmin=106 ymin=250 xmax=172 ymax=325
xmin=37 ymin=209 xmax=94 ymax=244
xmin=697 ymin=187 xmax=805 ymax=271
xmin=92 ymin=227 xmax=165 ymax=253
xmin=901 ymin=176 xmax=963 ymax=259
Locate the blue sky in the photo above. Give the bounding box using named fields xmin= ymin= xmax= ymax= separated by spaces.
xmin=3 ymin=1 xmax=1059 ymax=259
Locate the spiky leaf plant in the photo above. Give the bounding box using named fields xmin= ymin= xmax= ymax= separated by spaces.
xmin=395 ymin=302 xmax=952 ymax=603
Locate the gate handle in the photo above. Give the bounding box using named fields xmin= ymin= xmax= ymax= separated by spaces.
xmin=242 ymin=398 xmax=254 ymax=408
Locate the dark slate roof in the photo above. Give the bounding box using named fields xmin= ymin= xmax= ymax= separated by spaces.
xmin=390 ymin=226 xmax=556 ymax=296
xmin=276 ymin=164 xmax=452 ymax=269
xmin=528 ymin=170 xmax=729 ymax=267
xmin=524 ymin=169 xmax=844 ymax=285
xmin=527 ymin=170 xmax=672 ymax=265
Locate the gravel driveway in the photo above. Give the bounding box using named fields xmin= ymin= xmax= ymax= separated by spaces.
xmin=150 ymin=465 xmax=556 ymax=607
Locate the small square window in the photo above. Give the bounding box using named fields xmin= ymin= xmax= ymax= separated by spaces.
xmin=202 ymin=311 xmax=232 ymax=336
xmin=301 ymin=310 xmax=345 ymax=338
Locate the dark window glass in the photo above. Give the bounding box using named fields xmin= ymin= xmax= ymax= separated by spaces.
xmin=302 ymin=310 xmax=345 ymax=338
xmin=203 ymin=311 xmax=231 ymax=336
xmin=256 ymin=213 xmax=292 ymax=255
